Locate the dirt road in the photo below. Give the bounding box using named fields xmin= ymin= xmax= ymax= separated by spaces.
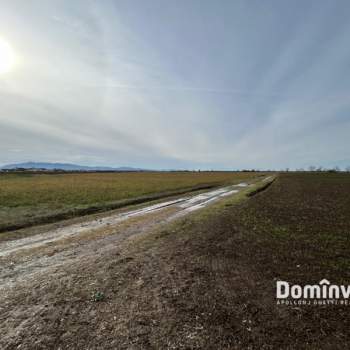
xmin=0 ymin=181 xmax=253 ymax=292
xmin=0 ymin=179 xmax=268 ymax=349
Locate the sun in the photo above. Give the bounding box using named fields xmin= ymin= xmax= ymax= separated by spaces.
xmin=0 ymin=38 xmax=16 ymax=74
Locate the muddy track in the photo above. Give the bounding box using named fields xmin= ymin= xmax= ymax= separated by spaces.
xmin=0 ymin=183 xmax=250 ymax=259
xmin=0 ymin=183 xmax=221 ymax=234
xmin=0 ymin=181 xmax=263 ymax=293
xmin=0 ymin=178 xmax=273 ymax=349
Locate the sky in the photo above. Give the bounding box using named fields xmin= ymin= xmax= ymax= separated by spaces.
xmin=0 ymin=0 xmax=350 ymax=170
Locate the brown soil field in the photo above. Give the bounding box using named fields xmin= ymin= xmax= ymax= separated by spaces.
xmin=1 ymin=173 xmax=349 ymax=349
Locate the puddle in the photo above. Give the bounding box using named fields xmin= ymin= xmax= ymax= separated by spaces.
xmin=234 ymin=182 xmax=248 ymax=187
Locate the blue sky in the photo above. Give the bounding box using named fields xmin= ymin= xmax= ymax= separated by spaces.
xmin=0 ymin=0 xmax=349 ymax=170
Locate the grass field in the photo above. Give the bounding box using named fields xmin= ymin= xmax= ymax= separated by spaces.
xmin=0 ymin=171 xmax=259 ymax=232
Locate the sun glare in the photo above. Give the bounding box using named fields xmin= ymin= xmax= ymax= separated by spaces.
xmin=0 ymin=38 xmax=16 ymax=74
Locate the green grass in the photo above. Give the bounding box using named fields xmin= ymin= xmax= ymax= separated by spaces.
xmin=0 ymin=171 xmax=260 ymax=232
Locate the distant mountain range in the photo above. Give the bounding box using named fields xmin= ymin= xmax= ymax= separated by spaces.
xmin=1 ymin=162 xmax=144 ymax=172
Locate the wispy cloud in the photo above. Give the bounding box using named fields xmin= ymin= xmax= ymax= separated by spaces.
xmin=0 ymin=0 xmax=350 ymax=169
